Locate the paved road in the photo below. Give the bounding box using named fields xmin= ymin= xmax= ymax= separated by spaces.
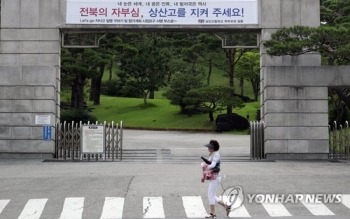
xmin=0 ymin=130 xmax=350 ymax=219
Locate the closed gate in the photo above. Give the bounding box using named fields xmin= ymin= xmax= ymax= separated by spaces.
xmin=250 ymin=121 xmax=265 ymax=159
xmin=55 ymin=121 xmax=123 ymax=161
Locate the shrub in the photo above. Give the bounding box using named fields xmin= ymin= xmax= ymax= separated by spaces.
xmin=216 ymin=113 xmax=249 ymax=132
xmin=60 ymin=109 xmax=98 ymax=124
xmin=101 ymin=79 xmax=122 ymax=96
xmin=101 ymin=79 xmax=141 ymax=98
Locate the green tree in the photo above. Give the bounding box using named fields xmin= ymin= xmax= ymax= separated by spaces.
xmin=118 ymin=36 xmax=170 ymax=105
xmin=210 ymin=33 xmax=257 ymax=113
xmin=89 ymin=34 xmax=122 ymax=105
xmin=61 ymin=48 xmax=101 ymax=109
xmin=236 ymin=52 xmax=260 ymax=101
xmin=163 ymin=70 xmax=204 ymax=114
xmin=197 ymin=34 xmax=223 ymax=85
xmin=184 ymin=85 xmax=244 ymax=121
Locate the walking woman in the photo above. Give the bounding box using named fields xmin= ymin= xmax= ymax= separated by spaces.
xmin=201 ymin=140 xmax=231 ymax=218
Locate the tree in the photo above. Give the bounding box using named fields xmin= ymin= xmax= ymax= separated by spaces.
xmin=118 ymin=36 xmax=170 ymax=105
xmin=209 ymin=33 xmax=257 ymax=113
xmin=89 ymin=34 xmax=122 ymax=105
xmin=197 ymin=34 xmax=223 ymax=85
xmin=61 ymin=48 xmax=101 ymax=109
xmin=236 ymin=52 xmax=260 ymax=101
xmin=184 ymin=85 xmax=245 ymax=121
xmin=163 ymin=70 xmax=204 ymax=114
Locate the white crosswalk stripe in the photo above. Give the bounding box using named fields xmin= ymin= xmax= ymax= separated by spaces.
xmin=1 ymin=194 xmax=350 ymax=218
xmin=182 ymin=196 xmax=207 ymax=218
xmin=342 ymin=194 xmax=350 ymax=210
xmin=18 ymin=199 xmax=48 ymax=219
xmin=300 ymin=200 xmax=335 ymax=216
xmin=229 ymin=204 xmax=251 ymax=217
xmin=0 ymin=200 xmax=10 ymax=214
xmin=261 ymin=203 xmax=292 ymax=217
xmin=220 ymin=196 xmax=250 ymax=217
xmin=59 ymin=197 xmax=85 ymax=219
xmin=143 ymin=197 xmax=165 ymax=218
xmin=100 ymin=197 xmax=124 ymax=219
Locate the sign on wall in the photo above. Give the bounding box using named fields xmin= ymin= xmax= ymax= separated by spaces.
xmin=81 ymin=125 xmax=105 ymax=154
xmin=35 ymin=115 xmax=51 ymax=125
xmin=66 ymin=0 xmax=258 ymax=25
xmin=42 ymin=126 xmax=52 ymax=141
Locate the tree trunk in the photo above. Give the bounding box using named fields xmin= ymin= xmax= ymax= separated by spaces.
xmin=93 ymin=64 xmax=105 ymax=105
xmin=71 ymin=75 xmax=86 ymax=109
xmin=149 ymin=90 xmax=155 ymax=99
xmin=252 ymin=79 xmax=259 ymax=101
xmin=227 ymin=48 xmax=235 ymax=114
xmin=209 ymin=111 xmax=214 ymax=121
xmin=334 ymin=88 xmax=350 ymax=110
xmin=239 ymin=77 xmax=244 ymax=96
xmin=109 ymin=59 xmax=113 ymax=81
xmin=143 ymin=92 xmax=148 ymax=105
xmin=207 ymin=58 xmax=212 ymax=85
xmin=89 ymin=77 xmax=96 ymax=101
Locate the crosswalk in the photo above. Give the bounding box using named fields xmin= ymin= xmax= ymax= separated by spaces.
xmin=1 ymin=195 xmax=350 ymax=218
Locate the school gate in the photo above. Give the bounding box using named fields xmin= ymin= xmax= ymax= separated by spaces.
xmin=0 ymin=0 xmax=340 ymax=159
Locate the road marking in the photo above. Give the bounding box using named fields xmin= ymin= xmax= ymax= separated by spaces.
xmin=100 ymin=197 xmax=124 ymax=219
xmin=300 ymin=200 xmax=335 ymax=216
xmin=0 ymin=200 xmax=10 ymax=214
xmin=143 ymin=197 xmax=165 ymax=218
xmin=220 ymin=196 xmax=250 ymax=217
xmin=59 ymin=197 xmax=84 ymax=219
xmin=18 ymin=199 xmax=48 ymax=219
xmin=261 ymin=203 xmax=292 ymax=217
xmin=182 ymin=196 xmax=207 ymax=218
xmin=342 ymin=194 xmax=350 ymax=209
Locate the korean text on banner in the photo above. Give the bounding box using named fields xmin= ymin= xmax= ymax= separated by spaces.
xmin=66 ymin=0 xmax=258 ymax=25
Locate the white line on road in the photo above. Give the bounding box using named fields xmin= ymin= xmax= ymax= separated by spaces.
xmin=0 ymin=200 xmax=10 ymax=214
xmin=220 ymin=196 xmax=250 ymax=217
xmin=300 ymin=200 xmax=335 ymax=216
xmin=18 ymin=199 xmax=48 ymax=219
xmin=100 ymin=197 xmax=124 ymax=219
xmin=261 ymin=203 xmax=292 ymax=217
xmin=342 ymin=194 xmax=350 ymax=209
xmin=59 ymin=197 xmax=85 ymax=219
xmin=143 ymin=197 xmax=165 ymax=218
xmin=182 ymin=196 xmax=207 ymax=218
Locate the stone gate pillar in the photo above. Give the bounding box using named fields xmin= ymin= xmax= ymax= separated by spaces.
xmin=0 ymin=0 xmax=61 ymax=158
xmin=260 ymin=0 xmax=329 ymax=159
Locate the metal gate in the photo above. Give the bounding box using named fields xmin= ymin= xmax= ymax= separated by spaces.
xmin=55 ymin=121 xmax=123 ymax=161
xmin=329 ymin=121 xmax=350 ymax=160
xmin=250 ymin=121 xmax=265 ymax=159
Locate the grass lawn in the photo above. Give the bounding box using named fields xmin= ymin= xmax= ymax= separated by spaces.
xmin=87 ymin=95 xmax=260 ymax=134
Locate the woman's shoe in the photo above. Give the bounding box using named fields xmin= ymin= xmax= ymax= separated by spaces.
xmin=205 ymin=213 xmax=217 ymax=218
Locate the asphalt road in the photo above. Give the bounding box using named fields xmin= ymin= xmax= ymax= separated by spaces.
xmin=0 ymin=130 xmax=350 ymax=219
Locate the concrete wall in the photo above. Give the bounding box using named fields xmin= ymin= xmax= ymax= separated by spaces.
xmin=0 ymin=0 xmax=61 ymax=158
xmin=259 ymin=0 xmax=327 ymax=159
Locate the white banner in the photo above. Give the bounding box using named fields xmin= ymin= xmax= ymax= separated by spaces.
xmin=66 ymin=0 xmax=258 ymax=25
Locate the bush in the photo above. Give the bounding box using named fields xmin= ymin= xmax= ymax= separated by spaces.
xmin=60 ymin=109 xmax=98 ymax=124
xmin=216 ymin=113 xmax=249 ymax=132
xmin=101 ymin=79 xmax=141 ymax=98
xmin=101 ymin=79 xmax=122 ymax=96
